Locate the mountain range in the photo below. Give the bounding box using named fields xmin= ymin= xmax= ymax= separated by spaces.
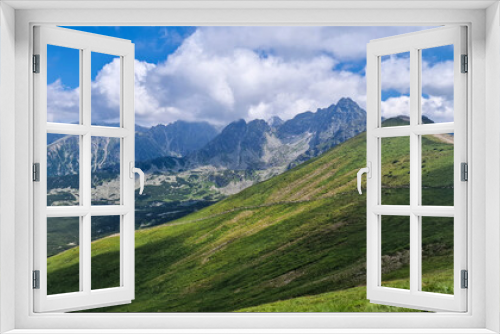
xmin=47 ymin=97 xmax=367 ymax=176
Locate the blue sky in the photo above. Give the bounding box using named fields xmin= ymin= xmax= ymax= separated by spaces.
xmin=47 ymin=26 xmax=454 ymax=126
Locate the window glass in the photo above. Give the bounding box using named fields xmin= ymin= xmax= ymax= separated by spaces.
xmin=381 ymin=215 xmax=410 ymax=290
xmin=421 ymin=134 xmax=454 ymax=206
xmin=47 ymin=217 xmax=80 ymax=295
xmin=421 ymin=45 xmax=454 ymax=124
xmin=421 ymin=217 xmax=454 ymax=295
xmin=381 ymin=52 xmax=410 ymax=127
xmin=91 ymin=216 xmax=121 ymax=290
xmin=47 ymin=45 xmax=80 ymax=124
xmin=91 ymin=52 xmax=121 ymax=127
xmin=91 ymin=137 xmax=121 ymax=205
xmin=47 ymin=134 xmax=80 ymax=206
xmin=381 ymin=137 xmax=410 ymax=205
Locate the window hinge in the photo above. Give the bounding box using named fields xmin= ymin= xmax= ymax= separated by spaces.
xmin=461 ymin=162 xmax=468 ymax=182
xmin=33 ymin=54 xmax=40 ymax=73
xmin=33 ymin=270 xmax=40 ymax=289
xmin=33 ymin=163 xmax=40 ymax=182
xmin=461 ymin=270 xmax=468 ymax=289
xmin=461 ymin=54 xmax=468 ymax=73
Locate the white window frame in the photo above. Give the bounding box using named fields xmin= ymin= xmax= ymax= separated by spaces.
xmin=1 ymin=1 xmax=499 ymax=333
xmin=365 ymin=26 xmax=468 ymax=312
xmin=33 ymin=26 xmax=136 ymax=313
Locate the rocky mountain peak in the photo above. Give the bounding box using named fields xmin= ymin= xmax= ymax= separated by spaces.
xmin=335 ymin=97 xmax=358 ymax=110
xmin=267 ymin=116 xmax=284 ymax=128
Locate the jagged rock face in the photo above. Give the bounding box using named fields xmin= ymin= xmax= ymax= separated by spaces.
xmin=189 ymin=119 xmax=272 ymax=170
xmin=280 ymin=98 xmax=367 ymax=167
xmin=278 ymin=97 xmax=366 ymax=142
xmin=47 ymin=136 xmax=122 ymax=177
xmin=190 ymin=97 xmax=367 ymax=170
xmin=267 ymin=116 xmax=284 ymax=128
xmin=47 ymin=136 xmax=80 ymax=177
xmin=136 ymin=121 xmax=219 ymax=160
xmin=48 ymin=120 xmax=218 ymax=176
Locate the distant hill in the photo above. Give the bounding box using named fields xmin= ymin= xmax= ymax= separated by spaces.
xmin=382 ymin=114 xmax=435 ymax=127
xmin=46 ymin=121 xmax=454 ymax=312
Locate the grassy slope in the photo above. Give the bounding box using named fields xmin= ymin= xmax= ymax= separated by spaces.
xmin=47 ymin=126 xmax=454 ymax=312
xmin=237 ymin=268 xmax=453 ymax=312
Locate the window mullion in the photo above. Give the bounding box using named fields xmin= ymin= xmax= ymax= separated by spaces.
xmin=77 ymin=48 xmax=84 ymax=293
xmin=82 ymin=47 xmax=92 ymax=294
xmin=409 ymin=47 xmax=420 ymax=294
xmin=82 ymin=214 xmax=91 ymax=293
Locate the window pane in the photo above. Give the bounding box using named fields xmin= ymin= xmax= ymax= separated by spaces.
xmin=421 ymin=45 xmax=454 ymax=124
xmin=381 ymin=137 xmax=410 ymax=205
xmin=91 ymin=52 xmax=121 ymax=127
xmin=47 ymin=217 xmax=80 ymax=295
xmin=47 ymin=45 xmax=80 ymax=124
xmin=381 ymin=215 xmax=410 ymax=290
xmin=421 ymin=217 xmax=454 ymax=295
xmin=91 ymin=137 xmax=121 ymax=205
xmin=380 ymin=52 xmax=410 ymax=127
xmin=91 ymin=216 xmax=121 ymax=290
xmin=47 ymin=134 xmax=80 ymax=206
xmin=421 ymin=134 xmax=454 ymax=206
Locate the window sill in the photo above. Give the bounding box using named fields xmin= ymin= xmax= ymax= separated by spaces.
xmin=4 ymin=329 xmax=498 ymax=334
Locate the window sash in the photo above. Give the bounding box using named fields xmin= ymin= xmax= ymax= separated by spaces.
xmin=366 ymin=26 xmax=468 ymax=312
xmin=32 ymin=26 xmax=136 ymax=313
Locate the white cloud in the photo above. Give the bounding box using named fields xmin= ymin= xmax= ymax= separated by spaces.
xmin=381 ymin=55 xmax=410 ymax=94
xmin=188 ymin=26 xmax=432 ymax=61
xmin=421 ymin=59 xmax=454 ymax=123
xmin=134 ymin=60 xmax=160 ymax=123
xmin=47 ymin=79 xmax=80 ymax=123
xmin=422 ymin=60 xmax=454 ymax=98
xmin=422 ymin=95 xmax=454 ymax=123
xmin=142 ymin=43 xmax=368 ymax=126
xmin=91 ymin=58 xmax=121 ymax=124
xmin=381 ymin=95 xmax=410 ymax=120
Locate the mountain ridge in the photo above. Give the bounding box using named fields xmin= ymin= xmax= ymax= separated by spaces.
xmin=47 ymin=97 xmax=367 ymax=176
xmin=187 ymin=97 xmax=366 ymax=171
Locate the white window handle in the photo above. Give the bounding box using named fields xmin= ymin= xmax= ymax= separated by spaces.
xmin=357 ymin=162 xmax=371 ymax=195
xmin=129 ymin=162 xmax=145 ymax=195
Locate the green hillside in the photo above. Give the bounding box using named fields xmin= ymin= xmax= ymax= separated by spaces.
xmin=237 ymin=269 xmax=452 ymax=312
xmin=46 ymin=123 xmax=454 ymax=312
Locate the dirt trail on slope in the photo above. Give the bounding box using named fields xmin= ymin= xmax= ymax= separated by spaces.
xmin=433 ymin=134 xmax=454 ymax=144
